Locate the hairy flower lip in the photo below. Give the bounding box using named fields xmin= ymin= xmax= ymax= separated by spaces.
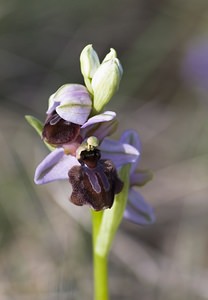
xmin=42 ymin=111 xmax=82 ymax=146
xmin=68 ymin=145 xmax=124 ymax=211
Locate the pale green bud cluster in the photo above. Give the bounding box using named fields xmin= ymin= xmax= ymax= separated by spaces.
xmin=80 ymin=45 xmax=123 ymax=114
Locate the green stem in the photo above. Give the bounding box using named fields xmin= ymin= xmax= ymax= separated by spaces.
xmin=92 ymin=210 xmax=109 ymax=300
xmin=93 ymin=251 xmax=109 ymax=300
xmin=95 ymin=164 xmax=130 ymax=257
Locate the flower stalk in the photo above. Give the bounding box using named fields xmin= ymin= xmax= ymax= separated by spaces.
xmin=91 ymin=164 xmax=131 ymax=300
xmin=95 ymin=164 xmax=131 ymax=257
xmin=92 ymin=210 xmax=109 ymax=300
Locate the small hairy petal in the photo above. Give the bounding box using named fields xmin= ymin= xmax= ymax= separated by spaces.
xmin=81 ymin=111 xmax=116 ymax=128
xmin=87 ymin=118 xmax=118 ymax=141
xmin=100 ymin=138 xmax=139 ymax=168
xmin=80 ymin=111 xmax=118 ymax=140
xmin=124 ymin=188 xmax=155 ymax=225
xmin=34 ymin=148 xmax=79 ymax=184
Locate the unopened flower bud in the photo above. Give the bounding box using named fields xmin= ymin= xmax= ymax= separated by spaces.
xmin=91 ymin=48 xmax=123 ymax=113
xmin=80 ymin=44 xmax=100 ymax=93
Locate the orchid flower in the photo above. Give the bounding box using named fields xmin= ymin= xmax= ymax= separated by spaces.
xmin=34 ymin=133 xmax=139 ymax=210
xmin=26 ymin=44 xmax=155 ymax=300
xmin=34 ymin=136 xmax=139 ymax=185
xmin=28 ymin=46 xmax=130 ymax=212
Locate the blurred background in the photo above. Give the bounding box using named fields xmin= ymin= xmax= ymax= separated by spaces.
xmin=1 ymin=0 xmax=208 ymax=299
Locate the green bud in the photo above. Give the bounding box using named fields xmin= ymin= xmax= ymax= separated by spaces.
xmin=91 ymin=48 xmax=123 ymax=113
xmin=102 ymin=47 xmax=117 ymax=63
xmin=80 ymin=44 xmax=100 ymax=93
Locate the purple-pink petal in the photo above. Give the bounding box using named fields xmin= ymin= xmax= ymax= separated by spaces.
xmin=120 ymin=129 xmax=142 ymax=173
xmin=124 ymin=188 xmax=155 ymax=225
xmin=100 ymin=138 xmax=139 ymax=168
xmin=181 ymin=40 xmax=208 ymax=91
xmin=130 ymin=170 xmax=153 ymax=187
xmin=55 ymin=84 xmax=92 ymax=125
xmin=34 ymin=148 xmax=79 ymax=184
xmin=120 ymin=129 xmax=142 ymax=153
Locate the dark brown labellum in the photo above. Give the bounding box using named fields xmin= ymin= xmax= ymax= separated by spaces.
xmin=68 ymin=148 xmax=124 ymax=211
xmin=42 ymin=111 xmax=81 ymax=145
